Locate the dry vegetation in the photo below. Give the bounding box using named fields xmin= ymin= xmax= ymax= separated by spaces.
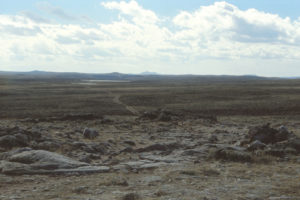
xmin=0 ymin=74 xmax=300 ymax=199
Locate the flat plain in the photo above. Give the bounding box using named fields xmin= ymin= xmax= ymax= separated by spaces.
xmin=1 ymin=73 xmax=300 ymax=200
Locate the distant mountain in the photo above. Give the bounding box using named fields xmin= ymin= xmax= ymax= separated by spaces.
xmin=0 ymin=70 xmax=288 ymax=82
xmin=140 ymin=71 xmax=159 ymax=75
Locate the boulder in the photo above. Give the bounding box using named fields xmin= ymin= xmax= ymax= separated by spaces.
xmin=8 ymin=150 xmax=87 ymax=168
xmin=83 ymin=128 xmax=99 ymax=139
xmin=247 ymin=124 xmax=292 ymax=144
xmin=0 ymin=135 xmax=19 ymax=149
xmin=0 ymin=150 xmax=110 ymax=175
xmin=247 ymin=140 xmax=267 ymax=151
xmin=244 ymin=124 xmax=300 ymax=156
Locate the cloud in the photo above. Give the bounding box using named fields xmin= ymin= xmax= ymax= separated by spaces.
xmin=102 ymin=0 xmax=159 ymax=24
xmin=172 ymin=1 xmax=300 ymax=59
xmin=1 ymin=1 xmax=300 ymax=75
xmin=55 ymin=35 xmax=81 ymax=45
xmin=1 ymin=24 xmax=42 ymax=36
xmin=20 ymin=11 xmax=50 ymax=24
xmin=37 ymin=2 xmax=77 ymax=21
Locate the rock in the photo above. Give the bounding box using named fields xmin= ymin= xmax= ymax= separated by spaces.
xmin=0 ymin=160 xmax=31 ymax=174
xmin=0 ymin=147 xmax=32 ymax=160
xmin=0 ymin=135 xmax=19 ymax=149
xmin=79 ymin=153 xmax=101 ymax=163
xmin=72 ymin=141 xmax=87 ymax=149
xmin=0 ymin=161 xmax=109 ymax=175
xmin=244 ymin=124 xmax=300 ymax=156
xmin=140 ymin=110 xmax=159 ymax=120
xmin=0 ymin=133 xmax=29 ymax=149
xmin=0 ymin=133 xmax=30 ymax=149
xmin=0 ymin=126 xmax=46 ymax=150
xmin=213 ymin=147 xmax=252 ymax=162
xmin=79 ymin=155 xmax=92 ymax=163
xmin=9 ymin=150 xmax=87 ymax=167
xmin=31 ymin=141 xmax=61 ymax=151
xmin=247 ymin=124 xmax=290 ymax=144
xmin=208 ymin=135 xmax=218 ymax=143
xmin=136 ymin=143 xmax=181 ymax=153
xmin=122 ymin=193 xmax=140 ymax=200
xmin=80 ymin=142 xmax=110 ymax=154
xmin=247 ymin=140 xmax=267 ymax=151
xmin=104 ymin=177 xmax=129 ymax=186
xmin=279 ymin=125 xmax=288 ymax=133
xmin=157 ymin=111 xmax=172 ymax=122
xmin=54 ymin=166 xmax=110 ymax=174
xmin=287 ymin=138 xmax=300 ymax=152
xmin=101 ymin=117 xmax=114 ymax=124
xmin=120 ymin=147 xmax=134 ymax=153
xmin=72 ymin=186 xmax=89 ymax=194
xmin=124 ymin=160 xmax=167 ymax=171
xmin=141 ymin=175 xmax=162 ymax=186
xmin=83 ymin=128 xmax=99 ymax=139
xmin=0 ymin=150 xmax=110 ymax=175
xmin=140 ymin=154 xmax=182 ymax=163
xmin=113 ymin=160 xmax=167 ymax=172
xmin=123 ymin=140 xmax=136 ymax=146
xmin=14 ymin=133 xmax=29 ymax=146
xmin=139 ymin=162 xmax=167 ymax=169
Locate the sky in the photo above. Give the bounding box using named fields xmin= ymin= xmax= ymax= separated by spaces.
xmin=1 ymin=0 xmax=300 ymax=76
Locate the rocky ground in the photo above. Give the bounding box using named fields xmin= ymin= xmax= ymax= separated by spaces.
xmin=1 ymin=111 xmax=300 ymax=200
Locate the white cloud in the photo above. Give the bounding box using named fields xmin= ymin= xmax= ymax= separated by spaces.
xmin=1 ymin=1 xmax=300 ymax=76
xmin=102 ymin=0 xmax=159 ymax=24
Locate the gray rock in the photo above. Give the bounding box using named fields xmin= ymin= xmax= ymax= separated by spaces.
xmin=31 ymin=140 xmax=61 ymax=151
xmin=0 ymin=160 xmax=31 ymax=174
xmin=9 ymin=150 xmax=87 ymax=168
xmin=0 ymin=150 xmax=110 ymax=175
xmin=247 ymin=124 xmax=293 ymax=144
xmin=247 ymin=140 xmax=267 ymax=151
xmin=0 ymin=147 xmax=32 ymax=160
xmin=0 ymin=160 xmax=109 ymax=175
xmin=54 ymin=166 xmax=110 ymax=174
xmin=122 ymin=193 xmax=140 ymax=200
xmin=83 ymin=128 xmax=99 ymax=139
xmin=0 ymin=135 xmax=19 ymax=149
xmin=140 ymin=175 xmax=162 ymax=185
xmin=14 ymin=133 xmax=29 ymax=146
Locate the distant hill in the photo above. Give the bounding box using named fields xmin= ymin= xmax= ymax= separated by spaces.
xmin=140 ymin=71 xmax=159 ymax=75
xmin=0 ymin=70 xmax=284 ymax=82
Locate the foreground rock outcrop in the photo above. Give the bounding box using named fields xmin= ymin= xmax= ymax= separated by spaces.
xmin=0 ymin=149 xmax=109 ymax=175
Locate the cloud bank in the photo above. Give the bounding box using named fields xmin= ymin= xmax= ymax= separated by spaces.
xmin=1 ymin=1 xmax=300 ymax=75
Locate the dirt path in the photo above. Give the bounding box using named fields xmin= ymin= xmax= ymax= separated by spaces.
xmin=112 ymin=94 xmax=139 ymax=115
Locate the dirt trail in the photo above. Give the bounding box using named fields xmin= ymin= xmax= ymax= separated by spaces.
xmin=112 ymin=94 xmax=139 ymax=115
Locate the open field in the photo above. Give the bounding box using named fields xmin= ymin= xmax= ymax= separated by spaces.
xmin=1 ymin=73 xmax=300 ymax=200
xmin=2 ymin=74 xmax=300 ymax=118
